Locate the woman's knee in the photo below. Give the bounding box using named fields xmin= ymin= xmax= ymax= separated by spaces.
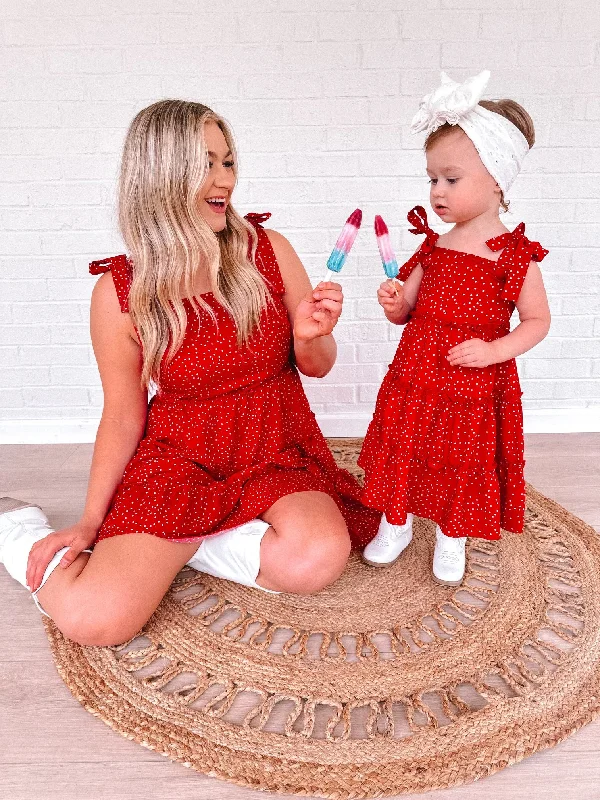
xmin=277 ymin=529 xmax=351 ymax=595
xmin=51 ymin=594 xmax=146 ymax=647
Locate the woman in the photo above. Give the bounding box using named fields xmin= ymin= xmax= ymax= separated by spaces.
xmin=0 ymin=100 xmax=379 ymax=647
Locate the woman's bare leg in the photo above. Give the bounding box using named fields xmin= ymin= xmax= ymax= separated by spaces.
xmin=35 ymin=490 xmax=351 ymax=644
xmin=36 ymin=534 xmax=199 ymax=647
xmin=257 ymin=491 xmax=351 ymax=594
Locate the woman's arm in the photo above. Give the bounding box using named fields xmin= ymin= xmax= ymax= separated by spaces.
xmin=27 ymin=273 xmax=148 ymax=590
xmin=265 ymin=229 xmax=340 ymax=378
xmin=81 ymin=272 xmax=149 ymax=529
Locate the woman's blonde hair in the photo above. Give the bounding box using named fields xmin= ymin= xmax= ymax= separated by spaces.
xmin=118 ymin=99 xmax=270 ymax=388
xmin=424 ymin=99 xmax=535 ymax=212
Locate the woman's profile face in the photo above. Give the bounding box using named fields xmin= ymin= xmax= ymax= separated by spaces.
xmin=199 ymin=120 xmax=236 ymax=233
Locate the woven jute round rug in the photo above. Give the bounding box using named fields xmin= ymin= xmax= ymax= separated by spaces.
xmin=44 ymin=439 xmax=600 ymax=798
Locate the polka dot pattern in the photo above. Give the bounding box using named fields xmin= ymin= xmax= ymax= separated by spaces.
xmin=358 ymin=206 xmax=549 ymax=541
xmin=89 ymin=213 xmax=380 ymax=547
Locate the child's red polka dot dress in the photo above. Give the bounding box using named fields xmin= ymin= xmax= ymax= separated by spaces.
xmin=89 ymin=213 xmax=380 ymax=547
xmin=358 ymin=206 xmax=548 ymax=541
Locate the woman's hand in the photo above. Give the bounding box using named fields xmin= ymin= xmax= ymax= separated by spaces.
xmin=293 ymin=281 xmax=343 ymax=343
xmin=447 ymin=339 xmax=498 ymax=369
xmin=26 ymin=520 xmax=98 ymax=592
xmin=377 ymin=279 xmax=408 ymax=323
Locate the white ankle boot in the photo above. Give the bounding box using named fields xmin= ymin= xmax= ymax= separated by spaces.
xmin=0 ymin=497 xmax=72 ymax=615
xmin=186 ymin=519 xmax=280 ymax=594
xmin=432 ymin=526 xmax=466 ymax=586
xmin=362 ymin=513 xmax=414 ymax=567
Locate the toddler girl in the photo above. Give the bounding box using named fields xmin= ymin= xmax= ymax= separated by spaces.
xmin=359 ymin=71 xmax=551 ymax=585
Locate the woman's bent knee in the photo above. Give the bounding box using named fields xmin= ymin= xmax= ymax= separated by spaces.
xmin=277 ymin=532 xmax=351 ymax=595
xmin=52 ymin=599 xmax=147 ymax=647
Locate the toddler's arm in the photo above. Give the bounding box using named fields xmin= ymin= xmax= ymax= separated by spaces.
xmin=378 ymin=263 xmax=424 ymax=325
xmin=492 ymin=262 xmax=551 ymax=361
xmin=447 ymin=262 xmax=550 ymax=368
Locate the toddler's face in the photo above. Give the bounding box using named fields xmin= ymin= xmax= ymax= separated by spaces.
xmin=426 ymin=128 xmax=501 ymax=224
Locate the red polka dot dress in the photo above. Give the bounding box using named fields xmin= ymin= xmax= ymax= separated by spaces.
xmin=358 ymin=206 xmax=548 ymax=541
xmin=89 ymin=213 xmax=380 ymax=547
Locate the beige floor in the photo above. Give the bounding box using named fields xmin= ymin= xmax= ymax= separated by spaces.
xmin=1 ymin=435 xmax=599 ymax=800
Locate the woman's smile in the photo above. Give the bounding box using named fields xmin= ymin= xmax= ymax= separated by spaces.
xmin=204 ymin=195 xmax=228 ymax=215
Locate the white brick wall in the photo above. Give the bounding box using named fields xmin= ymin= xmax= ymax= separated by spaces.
xmin=1 ymin=0 xmax=599 ymax=441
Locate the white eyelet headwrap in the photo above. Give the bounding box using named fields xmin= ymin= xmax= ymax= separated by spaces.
xmin=411 ymin=70 xmax=530 ymax=194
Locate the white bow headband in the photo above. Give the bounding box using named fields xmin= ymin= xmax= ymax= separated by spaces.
xmin=411 ymin=70 xmax=530 ymax=194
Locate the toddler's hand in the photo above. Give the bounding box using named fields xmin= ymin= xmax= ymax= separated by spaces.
xmin=377 ymin=279 xmax=405 ymax=321
xmin=447 ymin=339 xmax=497 ymax=368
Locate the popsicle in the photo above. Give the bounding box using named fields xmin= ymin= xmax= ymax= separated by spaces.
xmin=374 ymin=215 xmax=399 ymax=280
xmin=323 ymin=208 xmax=362 ymax=281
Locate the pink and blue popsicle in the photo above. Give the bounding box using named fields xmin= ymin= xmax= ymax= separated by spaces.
xmin=374 ymin=215 xmax=399 ymax=280
xmin=324 ymin=208 xmax=362 ymax=281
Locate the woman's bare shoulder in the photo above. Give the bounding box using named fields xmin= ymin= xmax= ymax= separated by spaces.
xmin=91 ymin=271 xmax=139 ymax=344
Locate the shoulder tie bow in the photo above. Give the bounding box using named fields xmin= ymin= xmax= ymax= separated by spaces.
xmin=244 ymin=212 xmax=272 ymax=228
xmin=407 ymin=205 xmax=439 ymax=255
xmin=486 ymin=223 xmax=549 ymax=302
xmin=397 ymin=206 xmax=440 ymax=280
xmin=89 ymin=253 xmax=131 ymax=275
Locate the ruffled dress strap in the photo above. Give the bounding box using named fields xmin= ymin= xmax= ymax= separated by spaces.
xmin=244 ymin=211 xmax=285 ymax=296
xmin=89 ymin=254 xmax=132 ymax=313
xmin=486 ymin=223 xmax=549 ymax=302
xmin=397 ymin=206 xmax=440 ymax=281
